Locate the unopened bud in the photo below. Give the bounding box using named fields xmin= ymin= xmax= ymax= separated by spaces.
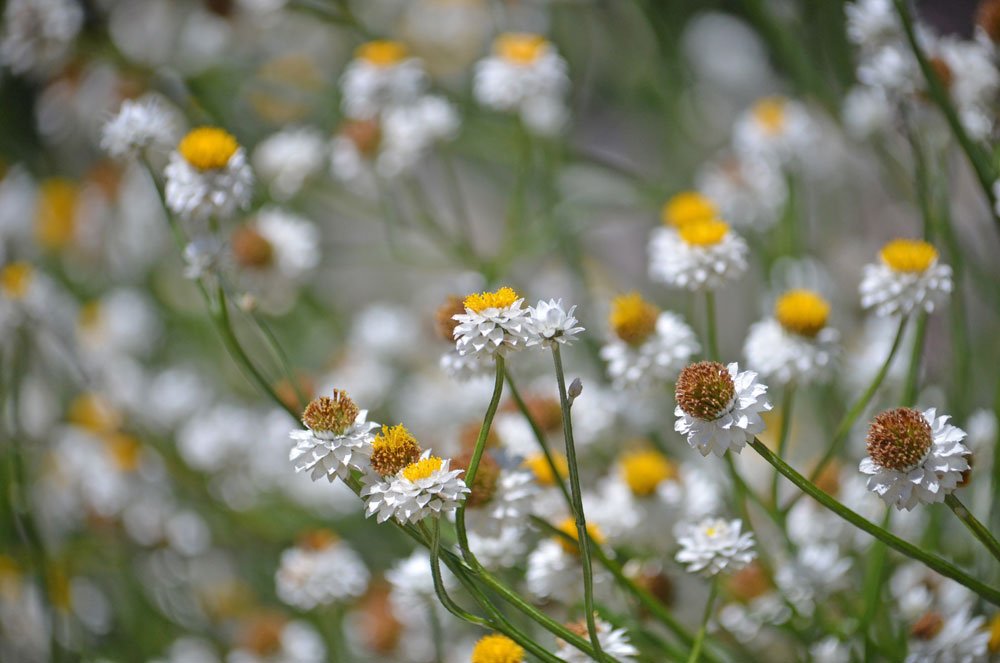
xmin=568 ymin=378 xmax=583 ymax=405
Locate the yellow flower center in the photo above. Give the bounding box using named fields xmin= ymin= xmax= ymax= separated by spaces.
xmin=988 ymin=613 xmax=1000 ymax=654
xmin=103 ymin=433 xmax=141 ymax=472
xmin=370 ymin=424 xmax=422 ymax=477
xmin=35 ymin=178 xmax=79 ymax=251
xmin=879 ymin=239 xmax=938 ymax=273
xmin=620 ymin=449 xmax=677 ymax=497
xmin=774 ymin=289 xmax=830 ymax=338
xmin=609 ymin=292 xmax=659 ymax=346
xmin=177 ymin=127 xmax=239 ymax=171
xmin=356 ymin=40 xmax=409 ymax=67
xmin=555 ymin=517 xmax=605 ymax=555
xmin=464 ymin=286 xmax=520 ymax=313
xmin=1 ymin=262 xmax=33 ymax=300
xmin=68 ymin=393 xmax=122 ymax=434
xmin=495 ymin=33 xmax=548 ymax=65
xmin=678 ymin=218 xmax=729 ymax=247
xmin=402 ymin=456 xmax=444 ymax=482
xmin=705 ymin=525 xmax=719 ymax=537
xmin=523 ymin=452 xmax=568 ymax=486
xmin=661 ymin=191 xmax=717 ymax=228
xmin=752 ymin=96 xmax=787 ymax=135
xmin=471 ymin=633 xmax=525 ymax=663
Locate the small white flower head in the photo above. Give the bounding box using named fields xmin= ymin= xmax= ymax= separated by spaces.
xmin=526 ymin=519 xmax=610 ymax=604
xmin=859 ymin=407 xmax=971 ymax=511
xmin=525 ymin=298 xmax=584 ymax=347
xmin=453 ymin=286 xmax=530 ymax=359
xmin=860 ymin=239 xmax=953 ymax=316
xmin=842 ymin=85 xmax=894 ymax=140
xmin=744 ymin=289 xmax=839 ymax=386
xmin=845 ymin=0 xmax=901 ymax=50
xmin=675 ymin=517 xmax=756 ymax=576
xmin=164 ymin=127 xmax=254 ymax=223
xmin=600 ymin=293 xmax=700 ymax=390
xmin=289 ymin=390 xmax=378 ymax=482
xmin=0 ymin=0 xmax=83 ymax=76
xmin=649 ymin=218 xmax=748 ymax=291
xmin=362 ymin=449 xmax=470 ymax=524
xmin=674 ymin=361 xmax=772 ymax=457
xmin=905 ymin=608 xmax=989 ymax=663
xmin=276 ymin=530 xmax=370 ymax=609
xmin=556 ymin=616 xmax=640 ymax=663
xmin=100 ymin=95 xmax=179 ymax=160
xmin=252 ymin=127 xmax=327 ymax=201
xmin=182 ymin=235 xmax=228 ymax=281
xmin=231 ymin=207 xmax=320 ymax=283
xmin=460 ymin=451 xmax=538 ymax=535
xmin=732 ymin=96 xmax=817 ymax=168
xmin=340 ymin=40 xmax=426 ymax=120
xmin=377 ymin=95 xmax=460 ymax=177
xmin=696 ymin=152 xmax=788 ymax=231
xmin=473 ymin=32 xmax=569 ymax=135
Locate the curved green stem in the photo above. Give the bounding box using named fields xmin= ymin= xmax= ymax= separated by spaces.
xmin=686 ymin=580 xmax=718 ymax=663
xmin=751 ymin=438 xmax=1000 ymax=605
xmin=945 ymin=494 xmax=1000 ymax=564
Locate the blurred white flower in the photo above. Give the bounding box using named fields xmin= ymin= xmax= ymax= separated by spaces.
xmin=649 ymin=219 xmax=748 ymax=291
xmin=0 ymin=0 xmax=83 ymax=76
xmin=555 ymin=617 xmax=639 ymax=663
xmin=165 ymin=127 xmax=253 ymax=224
xmin=101 ymin=95 xmax=179 ymax=160
xmin=252 ymin=127 xmax=327 ymax=201
xmin=859 ymin=239 xmax=952 ymax=316
xmin=340 ymin=40 xmax=426 ymax=120
xmin=276 ymin=533 xmax=369 ymax=609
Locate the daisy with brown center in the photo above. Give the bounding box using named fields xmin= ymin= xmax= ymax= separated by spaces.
xmin=743 ymin=289 xmax=840 ymax=386
xmin=164 ymin=126 xmax=253 ymax=223
xmin=360 ymin=424 xmax=469 ymax=524
xmin=340 ymin=40 xmax=426 ymax=120
xmin=859 ymin=407 xmax=971 ymax=510
xmin=859 ymin=239 xmax=952 ymax=316
xmin=289 ymin=390 xmax=379 ymax=482
xmin=452 ymin=286 xmax=531 ymax=360
xmin=600 ymin=292 xmax=700 ymax=390
xmin=674 ymin=361 xmax=772 ymax=457
xmin=648 ymin=216 xmax=749 ymax=291
xmin=473 ymin=33 xmax=569 ymax=135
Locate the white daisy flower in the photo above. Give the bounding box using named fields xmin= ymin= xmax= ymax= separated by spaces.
xmin=905 ymin=608 xmax=989 ymax=663
xmin=340 ymin=40 xmax=426 ymax=120
xmin=252 ymin=127 xmax=327 ymax=201
xmin=525 ymin=520 xmax=612 ymax=604
xmin=276 ymin=531 xmax=369 ymax=609
xmin=289 ymin=390 xmax=378 ymax=482
xmin=362 ymin=449 xmax=469 ymax=524
xmin=731 ymin=96 xmax=817 ymax=169
xmin=674 ymin=361 xmax=772 ymax=457
xmin=860 ymin=239 xmax=953 ymax=316
xmin=0 ymin=0 xmax=83 ymax=76
xmin=100 ymin=95 xmax=179 ymax=160
xmin=378 ymin=95 xmax=460 ymax=175
xmin=452 ymin=286 xmax=531 ymax=359
xmin=845 ymin=0 xmax=901 ymax=50
xmin=842 ymin=85 xmax=894 ymax=140
xmin=857 ymin=43 xmax=920 ymax=98
xmin=164 ymin=127 xmax=254 ymax=224
xmin=744 ymin=289 xmax=839 ymax=386
xmin=696 ymin=152 xmax=787 ymax=231
xmin=859 ymin=407 xmax=971 ymax=511
xmin=525 ymin=298 xmax=584 ymax=347
xmin=228 ymin=617 xmax=326 ymax=663
xmin=600 ymin=293 xmax=700 ymax=390
xmin=649 ymin=218 xmax=748 ymax=291
xmin=385 ymin=549 xmax=457 ymax=629
xmin=473 ymin=33 xmax=569 ymax=135
xmin=675 ymin=517 xmax=756 ymax=576
xmin=231 ymin=207 xmax=320 ymax=284
xmin=556 ymin=617 xmax=639 ymax=663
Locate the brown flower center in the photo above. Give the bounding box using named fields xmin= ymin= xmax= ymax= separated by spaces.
xmin=866 ymin=408 xmax=932 ymax=471
xmin=341 ymin=119 xmax=382 ymax=156
xmin=675 ymin=361 xmax=735 ymax=421
xmin=453 ymin=450 xmax=500 ymax=508
xmin=301 ymin=390 xmax=359 ymax=436
xmin=978 ymin=0 xmax=1000 ymax=43
xmin=232 ymin=226 xmax=274 ymax=269
xmin=911 ymin=612 xmax=944 ymax=641
xmin=370 ymin=424 xmax=422 ymax=477
xmin=435 ymin=295 xmax=466 ymax=342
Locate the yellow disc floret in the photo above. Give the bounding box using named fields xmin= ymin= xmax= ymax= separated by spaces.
xmin=35 ymin=178 xmax=79 ymax=251
xmin=661 ymin=191 xmax=717 ymax=228
xmin=678 ymin=218 xmax=729 ymax=247
xmin=402 ymin=456 xmax=444 ymax=482
xmin=620 ymin=449 xmax=677 ymax=497
xmin=609 ymin=292 xmax=659 ymax=346
xmin=495 ymin=33 xmax=548 ymax=65
xmin=555 ymin=517 xmax=605 ymax=555
xmin=463 ymin=286 xmax=520 ymax=313
xmin=1 ymin=262 xmax=33 ymax=300
xmin=988 ymin=612 xmax=1000 ymax=654
xmin=68 ymin=393 xmax=122 ymax=434
xmin=752 ymin=96 xmax=787 ymax=135
xmin=370 ymin=424 xmax=422 ymax=477
xmin=774 ymin=289 xmax=830 ymax=338
xmin=356 ymin=40 xmax=408 ymax=67
xmin=879 ymin=239 xmax=938 ymax=273
xmin=471 ymin=633 xmax=526 ymax=663
xmin=523 ymin=452 xmax=568 ymax=486
xmin=178 ymin=127 xmax=239 ymax=171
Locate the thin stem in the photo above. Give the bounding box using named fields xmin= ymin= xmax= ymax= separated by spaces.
xmin=945 ymin=494 xmax=1000 ymax=564
xmin=687 ymin=580 xmax=718 ymax=663
xmin=551 ymin=344 xmax=607 ymax=662
xmin=428 ymin=520 xmax=490 ymax=627
xmin=751 ymin=438 xmax=1000 ymax=605
xmin=704 ymin=291 xmax=719 ymax=361
xmin=770 ymin=385 xmax=796 ymax=507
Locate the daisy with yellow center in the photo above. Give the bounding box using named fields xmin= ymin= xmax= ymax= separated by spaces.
xmin=453 ymin=286 xmax=530 ymax=359
xmin=554 ymin=517 xmax=606 ymax=555
xmin=744 ymin=288 xmax=839 ymax=386
xmin=751 ymin=96 xmax=787 ymax=136
xmin=601 ymin=293 xmax=699 ymax=390
xmin=35 ymin=178 xmax=79 ymax=251
xmin=340 ymin=39 xmax=425 ymax=120
xmin=1 ymin=262 xmax=33 ymax=300
xmin=620 ymin=449 xmax=677 ymax=497
xmin=355 ymin=40 xmax=409 ymax=67
xmin=649 ymin=215 xmax=748 ymax=291
xmin=523 ymin=452 xmax=568 ymax=487
xmin=860 ymin=238 xmax=952 ymax=316
xmin=289 ymin=390 xmax=379 ymax=482
xmin=362 ymin=447 xmax=469 ymax=524
xmin=495 ymin=33 xmax=549 ymax=65
xmin=661 ymin=191 xmax=718 ymax=228
xmin=165 ymin=126 xmax=253 ymax=222
xmin=733 ymin=95 xmax=815 ymax=168
xmin=471 ymin=633 xmax=525 ymax=663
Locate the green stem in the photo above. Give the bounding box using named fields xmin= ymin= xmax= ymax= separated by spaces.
xmin=550 ymin=345 xmax=608 ymax=662
xmin=686 ymin=580 xmax=718 ymax=663
xmin=945 ymin=494 xmax=1000 ymax=564
xmin=770 ymin=385 xmax=796 ymax=508
xmin=751 ymin=438 xmax=1000 ymax=605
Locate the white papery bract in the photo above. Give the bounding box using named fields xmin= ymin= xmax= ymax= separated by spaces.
xmin=164 ymin=148 xmax=253 ymax=224
xmin=859 ymin=409 xmax=971 ymax=510
xmin=675 ymin=363 xmax=772 ymax=457
xmin=555 ymin=617 xmax=640 ymax=663
xmin=452 ymin=294 xmax=530 ymax=359
xmin=275 ymin=539 xmax=369 ymax=609
xmin=859 ymin=258 xmax=952 ymax=317
xmin=525 ymin=298 xmax=584 ymax=347
xmin=361 ymin=451 xmax=469 ymax=524
xmin=744 ymin=318 xmax=839 ymax=386
xmin=904 ymin=608 xmax=989 ymax=663
xmin=101 ymin=95 xmax=178 ymax=160
xmin=602 ymin=312 xmax=700 ymax=390
xmin=289 ymin=409 xmax=378 ymax=482
xmin=648 ymin=226 xmax=748 ymax=291
xmin=675 ymin=517 xmax=756 ymax=576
